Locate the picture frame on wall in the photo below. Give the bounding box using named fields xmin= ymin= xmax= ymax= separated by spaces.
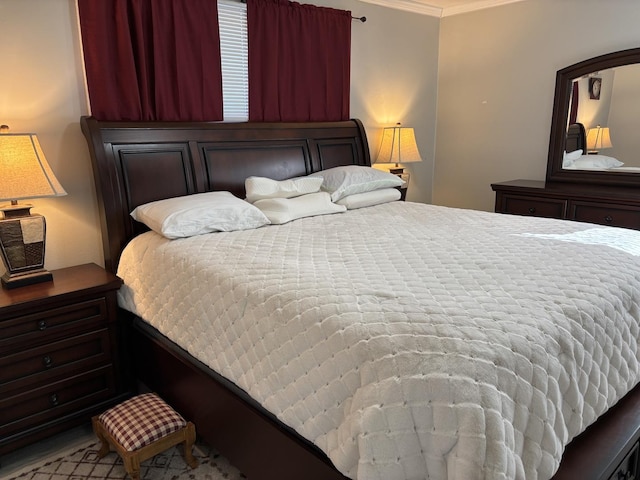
xmin=589 ymin=77 xmax=602 ymax=100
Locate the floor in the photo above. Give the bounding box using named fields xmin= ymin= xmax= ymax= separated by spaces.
xmin=0 ymin=423 xmax=95 ymax=478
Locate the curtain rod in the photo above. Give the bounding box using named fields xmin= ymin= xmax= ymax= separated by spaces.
xmin=234 ymin=0 xmax=365 ymax=21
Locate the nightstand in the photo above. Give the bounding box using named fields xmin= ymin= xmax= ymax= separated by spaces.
xmin=396 ymin=185 xmax=407 ymax=201
xmin=0 ymin=263 xmax=130 ymax=455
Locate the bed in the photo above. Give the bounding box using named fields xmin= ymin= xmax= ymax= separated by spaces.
xmin=81 ymin=116 xmax=640 ymax=480
xmin=564 ymin=123 xmax=629 ymax=171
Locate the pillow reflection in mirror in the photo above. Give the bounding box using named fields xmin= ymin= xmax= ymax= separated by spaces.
xmin=564 ymin=154 xmax=624 ymax=170
xmin=562 ymin=149 xmax=583 ymax=168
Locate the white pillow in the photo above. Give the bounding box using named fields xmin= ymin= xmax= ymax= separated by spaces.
xmin=245 ymin=176 xmax=323 ymax=203
xmin=564 ymin=154 xmax=624 ymax=170
xmin=253 ymin=192 xmax=346 ymax=225
xmin=309 ymin=165 xmax=404 ymax=202
xmin=562 ymin=149 xmax=583 ymax=167
xmin=130 ymin=191 xmax=270 ymax=239
xmin=336 ymin=188 xmax=401 ymax=210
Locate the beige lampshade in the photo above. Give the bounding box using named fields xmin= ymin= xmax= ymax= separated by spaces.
xmin=374 ymin=123 xmax=423 ymax=166
xmin=586 ymin=126 xmax=613 ymax=152
xmin=0 ymin=133 xmax=67 ymax=202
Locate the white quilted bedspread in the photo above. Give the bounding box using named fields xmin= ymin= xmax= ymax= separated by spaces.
xmin=117 ymin=202 xmax=640 ymax=480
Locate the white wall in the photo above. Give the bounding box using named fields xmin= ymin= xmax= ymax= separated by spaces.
xmin=0 ymin=0 xmax=439 ymax=273
xmin=343 ymin=1 xmax=439 ymax=204
xmin=608 ymin=65 xmax=640 ymax=166
xmin=434 ymin=0 xmax=640 ymax=212
xmin=0 ymin=0 xmax=101 ymax=273
xmin=300 ymin=0 xmax=440 ymax=203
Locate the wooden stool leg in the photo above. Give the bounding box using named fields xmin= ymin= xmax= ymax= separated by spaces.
xmin=182 ymin=422 xmax=198 ymax=469
xmin=123 ymin=451 xmax=141 ymax=480
xmin=91 ymin=416 xmax=111 ymax=458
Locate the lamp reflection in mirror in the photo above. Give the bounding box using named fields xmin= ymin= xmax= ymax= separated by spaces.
xmin=0 ymin=126 xmax=67 ymax=288
xmin=586 ymin=125 xmax=613 ymax=154
xmin=374 ymin=123 xmax=422 ymax=186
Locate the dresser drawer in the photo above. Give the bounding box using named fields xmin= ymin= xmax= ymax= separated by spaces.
xmin=500 ymin=194 xmax=566 ymax=219
xmin=0 ymin=297 xmax=108 ymax=354
xmin=569 ymin=201 xmax=640 ymax=229
xmin=0 ymin=365 xmax=115 ymax=437
xmin=0 ymin=329 xmax=112 ymax=394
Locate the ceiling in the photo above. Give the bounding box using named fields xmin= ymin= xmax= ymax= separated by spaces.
xmin=359 ymin=0 xmax=527 ymax=17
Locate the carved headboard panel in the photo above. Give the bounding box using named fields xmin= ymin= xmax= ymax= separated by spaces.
xmin=80 ymin=117 xmax=371 ymax=273
xmin=565 ymin=123 xmax=586 ymax=154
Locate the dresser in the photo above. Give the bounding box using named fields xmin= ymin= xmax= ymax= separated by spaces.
xmin=491 ymin=180 xmax=640 ymax=230
xmin=0 ymin=263 xmax=130 ymax=455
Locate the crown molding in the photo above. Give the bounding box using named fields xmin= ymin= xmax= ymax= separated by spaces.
xmin=358 ymin=0 xmax=443 ymax=17
xmin=357 ymin=0 xmax=526 ymax=18
xmin=441 ymin=0 xmax=526 ymax=17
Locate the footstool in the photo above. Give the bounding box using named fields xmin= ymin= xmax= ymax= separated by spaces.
xmin=92 ymin=393 xmax=198 ymax=480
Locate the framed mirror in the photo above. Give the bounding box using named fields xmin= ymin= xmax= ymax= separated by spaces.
xmin=546 ymin=47 xmax=640 ymax=186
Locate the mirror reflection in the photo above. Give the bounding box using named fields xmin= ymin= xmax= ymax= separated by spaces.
xmin=565 ymin=64 xmax=640 ymax=170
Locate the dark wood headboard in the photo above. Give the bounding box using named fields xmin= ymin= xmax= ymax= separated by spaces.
xmin=566 ymin=122 xmax=586 ymax=153
xmin=80 ymin=117 xmax=371 ymax=273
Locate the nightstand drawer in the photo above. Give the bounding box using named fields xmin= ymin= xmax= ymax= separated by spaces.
xmin=501 ymin=194 xmax=566 ymax=219
xmin=0 ymin=329 xmax=112 ymax=394
xmin=0 ymin=297 xmax=108 ymax=354
xmin=0 ymin=264 xmax=127 ymax=456
xmin=0 ymin=365 xmax=115 ymax=437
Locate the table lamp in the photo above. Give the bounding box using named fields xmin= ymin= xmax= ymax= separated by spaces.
xmin=373 ymin=123 xmax=422 ymax=184
xmin=586 ymin=125 xmax=613 ymax=154
xmin=0 ymin=126 xmax=67 ymax=288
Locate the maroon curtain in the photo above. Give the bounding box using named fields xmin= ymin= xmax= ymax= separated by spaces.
xmin=78 ymin=0 xmax=223 ymax=121
xmin=247 ymin=0 xmax=351 ymax=122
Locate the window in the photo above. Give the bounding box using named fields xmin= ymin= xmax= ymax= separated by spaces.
xmin=218 ymin=0 xmax=249 ymax=121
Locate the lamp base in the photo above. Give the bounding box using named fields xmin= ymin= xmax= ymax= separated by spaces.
xmin=2 ymin=269 xmax=53 ymax=289
xmin=0 ymin=207 xmax=53 ymax=290
xmin=388 ymin=166 xmax=410 ymax=188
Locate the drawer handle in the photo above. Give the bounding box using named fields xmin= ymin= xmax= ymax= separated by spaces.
xmin=43 ymin=355 xmax=53 ymax=368
xmin=38 ymin=320 xmax=47 ymax=331
xmin=528 ymin=207 xmax=536 ymax=214
xmin=50 ymin=393 xmax=59 ymax=407
xmin=604 ymin=215 xmax=613 ymax=223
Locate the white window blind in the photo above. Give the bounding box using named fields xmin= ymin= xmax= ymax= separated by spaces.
xmin=218 ymin=0 xmax=249 ymax=121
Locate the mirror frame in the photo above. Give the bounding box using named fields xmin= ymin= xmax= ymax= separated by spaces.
xmin=546 ymin=47 xmax=640 ymax=186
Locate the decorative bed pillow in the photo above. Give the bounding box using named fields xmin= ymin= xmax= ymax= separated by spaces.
xmin=565 ymin=154 xmax=623 ymax=170
xmin=309 ymin=165 xmax=404 ymax=202
xmin=562 ymin=149 xmax=583 ymax=167
xmin=130 ymin=191 xmax=270 ymax=239
xmin=253 ymin=191 xmax=346 ymax=225
xmin=245 ymin=176 xmax=324 ymax=203
xmin=336 ymin=188 xmax=401 ymax=210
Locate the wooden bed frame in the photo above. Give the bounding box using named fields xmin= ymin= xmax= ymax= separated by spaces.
xmin=81 ymin=116 xmax=640 ymax=480
xmin=566 ymin=122 xmax=587 ymax=154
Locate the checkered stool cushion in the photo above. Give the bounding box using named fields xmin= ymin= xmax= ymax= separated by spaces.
xmin=98 ymin=393 xmax=187 ymax=451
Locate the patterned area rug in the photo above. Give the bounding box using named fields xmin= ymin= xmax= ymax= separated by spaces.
xmin=6 ymin=440 xmax=246 ymax=480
